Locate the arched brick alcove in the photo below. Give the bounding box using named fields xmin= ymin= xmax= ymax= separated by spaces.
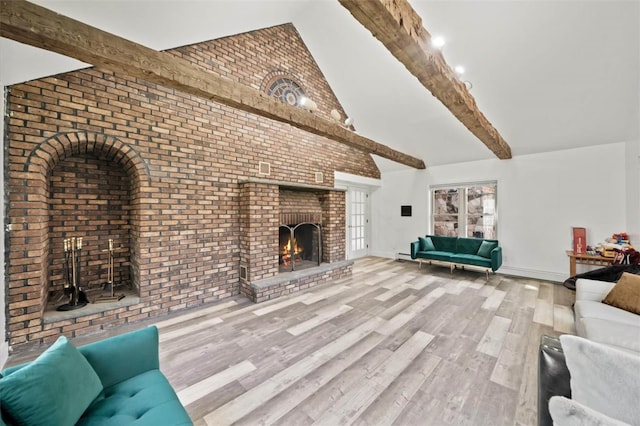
xmin=6 ymin=132 xmax=149 ymax=347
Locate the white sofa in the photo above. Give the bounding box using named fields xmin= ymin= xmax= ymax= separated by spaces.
xmin=549 ymin=335 xmax=640 ymax=426
xmin=574 ymin=278 xmax=640 ymax=353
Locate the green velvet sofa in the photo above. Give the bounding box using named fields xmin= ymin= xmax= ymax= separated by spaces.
xmin=410 ymin=235 xmax=502 ymax=279
xmin=0 ymin=326 xmax=192 ymax=426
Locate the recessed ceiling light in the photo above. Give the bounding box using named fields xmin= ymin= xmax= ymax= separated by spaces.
xmin=454 ymin=65 xmax=465 ymax=75
xmin=431 ymin=36 xmax=445 ymax=49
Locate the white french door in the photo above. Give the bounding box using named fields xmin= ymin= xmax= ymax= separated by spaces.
xmin=347 ymin=187 xmax=369 ymax=259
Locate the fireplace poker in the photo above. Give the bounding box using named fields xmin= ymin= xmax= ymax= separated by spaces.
xmin=57 ymin=237 xmax=88 ymax=311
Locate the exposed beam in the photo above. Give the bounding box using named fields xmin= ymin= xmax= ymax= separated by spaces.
xmin=339 ymin=0 xmax=512 ymax=160
xmin=0 ymin=0 xmax=426 ymax=170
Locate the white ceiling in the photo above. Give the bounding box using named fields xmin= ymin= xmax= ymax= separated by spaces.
xmin=1 ymin=0 xmax=638 ymax=172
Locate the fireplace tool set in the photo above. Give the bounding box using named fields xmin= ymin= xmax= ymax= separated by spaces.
xmin=57 ymin=237 xmax=125 ymax=311
xmin=94 ymin=238 xmax=126 ymax=303
xmin=57 ymin=237 xmax=89 ymax=311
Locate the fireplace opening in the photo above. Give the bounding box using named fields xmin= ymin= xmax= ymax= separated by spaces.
xmin=279 ymin=223 xmax=321 ymax=273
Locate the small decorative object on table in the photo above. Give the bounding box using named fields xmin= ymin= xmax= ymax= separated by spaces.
xmin=572 ymin=227 xmax=587 ymax=254
xmin=600 ymin=232 xmax=636 ymax=264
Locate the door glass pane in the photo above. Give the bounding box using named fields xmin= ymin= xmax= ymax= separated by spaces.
xmin=349 ymin=189 xmax=367 ymax=255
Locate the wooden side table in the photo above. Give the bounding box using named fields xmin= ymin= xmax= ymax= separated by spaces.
xmin=566 ymin=250 xmax=613 ymax=277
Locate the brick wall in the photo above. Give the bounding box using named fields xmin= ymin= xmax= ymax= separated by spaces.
xmin=239 ymin=182 xmax=279 ymax=286
xmin=320 ymin=191 xmax=347 ymax=263
xmin=5 ymin=24 xmax=379 ymax=350
xmin=279 ymin=189 xmax=323 ymax=225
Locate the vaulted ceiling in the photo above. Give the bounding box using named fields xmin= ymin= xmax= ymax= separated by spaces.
xmin=1 ymin=1 xmax=638 ymax=172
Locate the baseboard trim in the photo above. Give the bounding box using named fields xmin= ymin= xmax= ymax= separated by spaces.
xmin=368 ymin=252 xmax=566 ymax=283
xmin=498 ymin=266 xmax=566 ymax=283
xmin=369 ymin=250 xmax=399 ymax=259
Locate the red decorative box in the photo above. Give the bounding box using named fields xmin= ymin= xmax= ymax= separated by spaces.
xmin=572 ymin=227 xmax=587 ymax=254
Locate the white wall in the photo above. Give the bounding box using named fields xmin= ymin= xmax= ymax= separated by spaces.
xmin=1 ymin=83 xmax=7 ymax=368
xmin=371 ymin=142 xmax=629 ymax=282
xmin=626 ymin=140 xmax=640 ymax=244
xmin=631 ymin=4 xmax=640 ymax=249
xmin=370 ymin=169 xmax=428 ymax=258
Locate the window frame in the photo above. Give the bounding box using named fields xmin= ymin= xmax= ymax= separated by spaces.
xmin=430 ymin=181 xmax=498 ymax=239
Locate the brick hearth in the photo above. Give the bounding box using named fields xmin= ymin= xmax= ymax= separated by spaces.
xmin=4 ymin=24 xmax=380 ymax=350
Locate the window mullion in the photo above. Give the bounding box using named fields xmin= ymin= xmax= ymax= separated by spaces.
xmin=460 ymin=187 xmax=466 ymax=237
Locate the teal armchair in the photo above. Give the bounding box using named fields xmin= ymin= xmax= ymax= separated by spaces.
xmin=1 ymin=326 xmax=192 ymax=426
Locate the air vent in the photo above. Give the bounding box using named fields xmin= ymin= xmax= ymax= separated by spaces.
xmin=315 ymin=172 xmax=323 ymax=183
xmin=240 ymin=265 xmax=247 ymax=281
xmin=258 ymin=161 xmax=271 ymax=176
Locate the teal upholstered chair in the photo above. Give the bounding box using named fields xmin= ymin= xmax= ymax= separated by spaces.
xmin=0 ymin=326 xmax=192 ymax=426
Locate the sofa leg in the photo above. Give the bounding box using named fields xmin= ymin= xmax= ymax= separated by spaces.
xmin=450 ymin=263 xmax=454 ymax=275
xmin=418 ymin=259 xmax=422 ymax=270
xmin=485 ymin=269 xmax=489 ymax=281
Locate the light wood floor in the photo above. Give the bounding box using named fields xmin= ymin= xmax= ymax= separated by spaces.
xmin=8 ymin=257 xmax=576 ymax=425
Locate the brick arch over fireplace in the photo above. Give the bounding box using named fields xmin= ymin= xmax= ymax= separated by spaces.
xmin=6 ymin=132 xmax=149 ymax=347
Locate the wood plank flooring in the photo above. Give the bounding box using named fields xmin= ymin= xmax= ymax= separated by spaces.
xmin=5 ymin=257 xmax=575 ymax=425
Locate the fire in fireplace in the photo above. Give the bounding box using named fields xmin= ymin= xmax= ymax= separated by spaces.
xmin=281 ymin=235 xmax=302 ymax=266
xmin=279 ymin=223 xmax=321 ymax=273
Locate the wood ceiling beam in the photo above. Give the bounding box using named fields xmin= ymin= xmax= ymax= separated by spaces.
xmin=339 ymin=0 xmax=512 ymax=159
xmin=0 ymin=0 xmax=426 ymax=170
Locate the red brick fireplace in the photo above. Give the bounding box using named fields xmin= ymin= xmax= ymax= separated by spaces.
xmin=4 ymin=24 xmax=379 ymax=351
xmin=239 ymin=182 xmax=351 ymax=302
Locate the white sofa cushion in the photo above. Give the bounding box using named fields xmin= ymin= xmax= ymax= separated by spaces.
xmin=574 ymin=300 xmax=640 ymax=327
xmin=576 ymin=316 xmax=640 ymax=354
xmin=560 ymin=335 xmax=640 ymax=426
xmin=549 ymin=396 xmax=630 ymax=426
xmin=576 ymin=278 xmax=616 ymax=302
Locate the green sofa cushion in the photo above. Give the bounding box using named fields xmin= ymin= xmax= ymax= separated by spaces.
xmin=0 ymin=336 xmax=103 ymax=426
xmin=455 ymin=237 xmax=484 ymax=255
xmin=78 ymin=370 xmax=192 ymax=426
xmin=477 ymin=240 xmax=498 ymax=258
xmin=418 ymin=236 xmax=435 ymax=252
xmin=416 ymin=250 xmax=454 ymax=262
xmin=429 ymin=235 xmax=457 ymax=253
xmin=450 ymin=253 xmax=492 ymax=268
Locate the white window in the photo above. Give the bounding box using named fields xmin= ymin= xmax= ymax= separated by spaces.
xmin=431 ymin=182 xmax=497 ymax=239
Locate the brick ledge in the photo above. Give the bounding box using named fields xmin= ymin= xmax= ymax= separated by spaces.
xmin=43 ymin=292 xmax=141 ymax=324
xmin=245 ymin=260 xmax=354 ymax=303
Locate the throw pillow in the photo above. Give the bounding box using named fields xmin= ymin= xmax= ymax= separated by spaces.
xmin=476 ymin=240 xmax=497 ymax=258
xmin=419 ymin=236 xmax=435 ymax=252
xmin=0 ymin=336 xmax=103 ymax=426
xmin=560 ymin=335 xmax=640 ymax=426
xmin=602 ymin=272 xmax=640 ymax=315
